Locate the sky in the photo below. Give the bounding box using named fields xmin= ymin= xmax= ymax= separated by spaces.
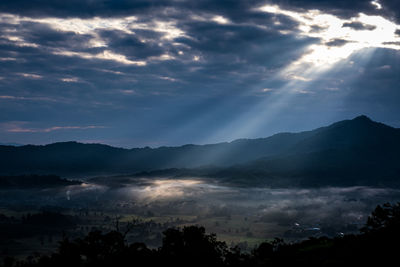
xmin=1 ymin=0 xmax=400 ymax=148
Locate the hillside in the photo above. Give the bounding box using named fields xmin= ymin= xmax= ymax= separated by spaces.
xmin=1 ymin=116 xmax=399 ymax=187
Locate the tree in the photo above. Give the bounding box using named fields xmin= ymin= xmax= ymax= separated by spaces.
xmin=160 ymin=226 xmax=227 ymax=267
xmin=361 ymin=202 xmax=400 ymax=233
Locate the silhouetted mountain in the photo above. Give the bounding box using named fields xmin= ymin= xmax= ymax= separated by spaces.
xmin=203 ymin=115 xmax=400 ymax=187
xmin=0 ymin=115 xmax=399 ymax=187
xmin=0 ymin=142 xmax=23 ymax=146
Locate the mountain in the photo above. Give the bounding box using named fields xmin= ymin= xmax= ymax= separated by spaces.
xmin=200 ymin=115 xmax=400 ymax=187
xmin=0 ymin=142 xmax=23 ymax=146
xmin=0 ymin=127 xmax=315 ymax=175
xmin=0 ymin=115 xmax=399 ymax=187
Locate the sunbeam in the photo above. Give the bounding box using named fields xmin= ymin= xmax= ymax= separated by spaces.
xmin=201 ymin=4 xmax=400 ymax=143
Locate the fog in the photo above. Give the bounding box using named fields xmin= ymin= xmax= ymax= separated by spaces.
xmin=2 ymin=176 xmax=400 ymax=242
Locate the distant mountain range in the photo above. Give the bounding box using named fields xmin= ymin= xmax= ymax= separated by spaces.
xmin=1 ymin=115 xmax=399 ymax=187
xmin=0 ymin=142 xmax=23 ymax=146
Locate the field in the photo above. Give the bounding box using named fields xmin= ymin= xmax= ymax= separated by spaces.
xmin=3 ymin=176 xmax=399 ymax=261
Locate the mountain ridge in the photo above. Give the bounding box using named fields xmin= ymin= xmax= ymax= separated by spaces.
xmin=1 ymin=115 xmax=399 ymax=186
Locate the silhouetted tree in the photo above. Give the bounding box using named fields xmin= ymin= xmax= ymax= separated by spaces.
xmin=6 ymin=203 xmax=400 ymax=267
xmin=160 ymin=226 xmax=227 ymax=267
xmin=361 ymin=202 xmax=400 ymax=233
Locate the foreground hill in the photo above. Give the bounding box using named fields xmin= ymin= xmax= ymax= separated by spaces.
xmin=0 ymin=115 xmax=399 ymax=187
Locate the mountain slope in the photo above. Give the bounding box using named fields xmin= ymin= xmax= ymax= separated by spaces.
xmin=204 ymin=116 xmax=400 ymax=187
xmin=0 ymin=115 xmax=399 ymax=183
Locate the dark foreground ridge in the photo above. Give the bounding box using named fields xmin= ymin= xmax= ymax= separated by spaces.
xmin=2 ymin=202 xmax=400 ymax=267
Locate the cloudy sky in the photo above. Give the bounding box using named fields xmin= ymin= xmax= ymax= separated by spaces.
xmin=1 ymin=0 xmax=400 ymax=147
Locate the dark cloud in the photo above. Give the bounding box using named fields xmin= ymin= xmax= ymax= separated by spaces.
xmin=380 ymin=0 xmax=400 ymax=23
xmin=342 ymin=22 xmax=376 ymax=31
xmin=325 ymin=39 xmax=351 ymax=47
xmin=270 ymin=0 xmax=400 ymax=24
xmin=270 ymin=0 xmax=377 ymax=17
xmin=98 ymin=30 xmax=166 ymax=60
xmin=17 ymin=22 xmax=94 ymax=51
xmin=0 ymin=0 xmax=159 ymax=18
xmin=383 ymin=41 xmax=400 ymax=46
xmin=309 ymin=24 xmax=327 ymax=33
xmin=270 ymin=0 xmax=384 ymax=19
xmin=1 ymin=0 xmax=397 ymax=24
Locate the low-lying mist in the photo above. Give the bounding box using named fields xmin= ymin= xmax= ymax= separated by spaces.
xmin=2 ymin=176 xmax=400 ymax=242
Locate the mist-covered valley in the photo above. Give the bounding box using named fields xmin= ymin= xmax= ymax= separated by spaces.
xmin=2 ymin=174 xmax=400 ymax=260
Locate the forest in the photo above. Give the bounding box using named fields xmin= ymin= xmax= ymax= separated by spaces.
xmin=2 ymin=203 xmax=399 ymax=267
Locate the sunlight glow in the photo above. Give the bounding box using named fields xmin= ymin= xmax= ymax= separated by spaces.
xmin=212 ymin=15 xmax=230 ymax=25
xmin=130 ymin=179 xmax=204 ymax=200
xmin=6 ymin=125 xmax=105 ymax=133
xmin=60 ymin=77 xmax=79 ymax=83
xmin=258 ymin=4 xmax=400 ymax=69
xmin=2 ymin=34 xmax=39 ymax=47
xmin=201 ymin=4 xmax=391 ymax=144
xmin=19 ymin=73 xmax=42 ymax=79
xmin=53 ymin=50 xmax=147 ymax=66
xmin=371 ymin=0 xmax=382 ymax=10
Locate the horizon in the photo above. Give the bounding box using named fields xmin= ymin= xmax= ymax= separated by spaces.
xmin=1 ymin=0 xmax=400 ymax=147
xmin=1 ymin=114 xmax=395 ymax=148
